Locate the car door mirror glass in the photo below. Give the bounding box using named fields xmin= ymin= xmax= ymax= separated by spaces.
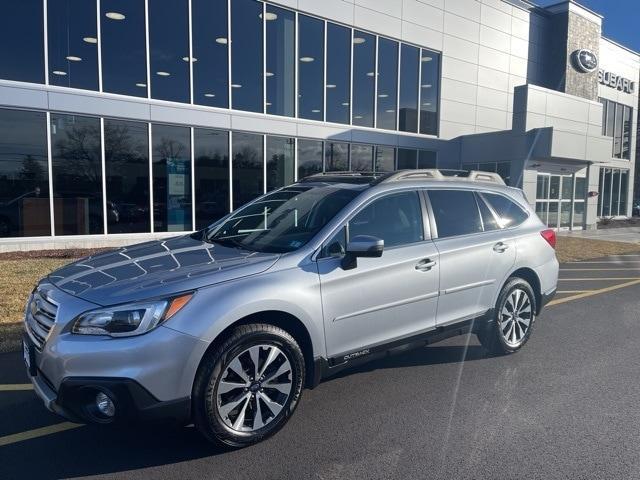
xmin=342 ymin=235 xmax=384 ymax=270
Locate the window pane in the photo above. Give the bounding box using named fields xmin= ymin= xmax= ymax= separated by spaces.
xmin=605 ymin=100 xmax=615 ymax=137
xmin=477 ymin=195 xmax=500 ymax=231
xmin=104 ymin=119 xmax=150 ymax=233
xmin=266 ymin=136 xmax=295 ymax=191
xmin=350 ymin=144 xmax=373 ymax=172
xmin=397 ymin=148 xmax=417 ymax=169
xmin=535 ymin=202 xmax=548 ymax=224
xmin=418 ymin=150 xmax=436 ymax=169
xmin=376 ymin=38 xmax=398 ymax=130
xmin=419 ymin=50 xmax=439 ymax=135
xmin=51 ymin=114 xmax=103 ymax=235
xmin=232 ymin=132 xmax=263 ymax=208
xmin=149 ymin=0 xmax=189 ymax=103
xmin=0 ymin=1 xmax=44 ymax=83
xmin=152 ymin=124 xmax=192 ymax=232
xmin=483 ymin=193 xmax=528 ymax=228
xmin=352 ymin=31 xmax=375 ymax=127
xmin=399 ymin=44 xmax=419 ymax=133
xmin=325 ymin=142 xmax=349 ymax=171
xmin=194 ymin=128 xmax=229 ymax=229
xmin=561 ymin=176 xmax=573 ymax=200
xmin=614 ymin=103 xmax=623 ymax=158
xmin=429 ymin=190 xmax=483 ymax=238
xmin=547 ymin=202 xmax=558 ymax=228
xmin=326 ymin=23 xmax=351 ymax=124
xmin=575 ymin=177 xmax=586 ymax=200
xmin=622 ymin=106 xmax=632 ymax=160
xmin=599 ymin=98 xmax=606 ymax=135
xmin=297 ymin=139 xmax=323 ymax=179
xmin=48 ymin=0 xmax=98 ymax=90
xmin=602 ymin=168 xmax=612 ymax=216
xmin=0 ymin=109 xmax=50 ymax=237
xmin=612 ymin=169 xmax=621 ymax=215
xmin=620 ymin=171 xmax=628 ymax=215
xmin=573 ymin=201 xmax=584 ymax=227
xmin=496 ymin=162 xmax=511 ymax=184
xmin=350 ymin=192 xmax=423 ymax=247
xmin=560 ymin=202 xmax=571 ymax=228
xmin=231 ymin=0 xmax=263 ymax=112
xmin=298 ymin=15 xmax=324 ymax=121
xmin=266 ymin=5 xmax=295 ymax=117
xmin=101 ymin=0 xmax=147 ymax=97
xmin=374 ymin=146 xmax=395 ymax=173
xmin=193 ymin=0 xmax=228 ymax=108
xmin=549 ymin=175 xmax=560 ymax=199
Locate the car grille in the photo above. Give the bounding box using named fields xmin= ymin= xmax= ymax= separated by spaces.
xmin=25 ymin=288 xmax=58 ymax=350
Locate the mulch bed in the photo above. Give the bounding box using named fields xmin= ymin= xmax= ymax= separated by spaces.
xmin=0 ymin=248 xmax=114 ymax=261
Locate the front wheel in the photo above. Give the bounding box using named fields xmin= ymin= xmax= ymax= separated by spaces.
xmin=477 ymin=277 xmax=536 ymax=355
xmin=193 ymin=324 xmax=305 ymax=447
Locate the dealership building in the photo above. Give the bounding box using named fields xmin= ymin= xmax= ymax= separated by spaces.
xmin=0 ymin=0 xmax=638 ymax=251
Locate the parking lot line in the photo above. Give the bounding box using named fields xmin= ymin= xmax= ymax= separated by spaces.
xmin=548 ymin=279 xmax=640 ymax=307
xmin=556 ymin=290 xmax=594 ymax=294
xmin=558 ymin=277 xmax=640 ymax=281
xmin=566 ymin=261 xmax=640 ymax=264
xmin=0 ymin=422 xmax=82 ymax=447
xmin=560 ymin=268 xmax=640 ymax=271
xmin=0 ymin=384 xmax=33 ymax=392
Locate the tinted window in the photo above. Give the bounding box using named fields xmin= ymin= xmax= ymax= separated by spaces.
xmin=266 ymin=5 xmax=295 ymax=117
xmin=266 ymin=136 xmax=295 ymax=191
xmin=149 ymin=0 xmax=190 ymax=103
xmin=419 ymin=50 xmax=439 ymax=135
xmin=476 ymin=194 xmax=499 ymax=231
xmin=0 ymin=109 xmax=50 ymax=237
xmin=326 ymin=23 xmax=351 ymax=124
xmin=193 ymin=0 xmax=228 ymax=108
xmin=297 ymin=15 xmax=324 ymax=121
xmin=232 ymin=132 xmax=264 ymax=208
xmin=325 ymin=142 xmax=349 ymax=171
xmin=104 ymin=119 xmax=150 ymax=233
xmin=399 ymin=44 xmax=419 ymax=133
xmin=352 ymin=31 xmax=375 ymax=127
xmin=350 ymin=192 xmax=423 ymax=248
xmin=483 ymin=193 xmax=528 ymax=228
xmin=374 ymin=146 xmax=395 ymax=173
xmin=0 ymin=1 xmax=44 ymax=83
xmin=376 ymin=38 xmax=398 ymax=130
xmin=350 ymin=144 xmax=373 ymax=172
xmin=194 ymin=128 xmax=229 ymax=229
xmin=101 ymin=0 xmax=147 ymax=97
xmin=298 ymin=139 xmax=323 ymax=179
xmin=48 ymin=0 xmax=98 ymax=90
xmin=51 ymin=114 xmax=103 ymax=235
xmin=397 ymin=148 xmax=417 ymax=169
xmin=418 ymin=150 xmax=436 ymax=168
xmin=429 ymin=190 xmax=482 ymax=238
xmin=152 ymin=124 xmax=192 ymax=232
xmin=231 ymin=0 xmax=263 ymax=112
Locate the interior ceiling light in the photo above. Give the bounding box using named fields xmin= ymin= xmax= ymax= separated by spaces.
xmin=265 ymin=72 xmax=274 ymax=77
xmin=422 ymin=102 xmax=431 ymax=106
xmin=366 ymin=72 xmax=376 ymax=77
xmin=204 ymin=93 xmax=216 ymax=97
xmin=299 ymin=56 xmax=314 ymax=63
xmin=421 ymin=56 xmax=433 ymax=62
xmin=353 ymin=37 xmax=366 ymax=44
xmin=386 ymin=109 xmax=395 ymax=113
xmin=182 ymin=56 xmax=198 ymax=62
xmin=341 ymin=102 xmax=349 ymax=106
xmin=378 ymin=94 xmax=388 ymax=98
xmin=66 ymin=55 xmax=82 ymax=62
xmin=259 ymin=12 xmax=278 ymax=21
xmin=135 ymin=83 xmax=147 ymax=87
xmin=326 ymin=84 xmax=336 ymax=88
xmin=83 ymin=37 xmax=97 ymax=44
xmin=421 ymin=84 xmax=432 ymax=88
xmin=156 ymin=71 xmax=170 ymax=76
xmin=311 ymin=109 xmax=321 ymax=113
xmin=354 ymin=115 xmax=363 ymax=119
xmin=105 ymin=12 xmax=125 ymax=20
xmin=231 ymin=84 xmax=242 ymax=88
xmin=52 ymin=70 xmax=67 ymax=76
xmin=266 ymin=102 xmax=272 ymax=106
xmin=215 ymin=37 xmax=228 ymax=45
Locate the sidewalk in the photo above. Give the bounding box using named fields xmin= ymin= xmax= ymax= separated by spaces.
xmin=558 ymin=227 xmax=640 ymax=244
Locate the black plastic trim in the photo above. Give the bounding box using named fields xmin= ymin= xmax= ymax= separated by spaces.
xmin=538 ymin=288 xmax=557 ymax=314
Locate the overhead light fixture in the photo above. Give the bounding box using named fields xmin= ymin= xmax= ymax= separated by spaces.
xmin=311 ymin=109 xmax=321 ymax=113
xmin=353 ymin=37 xmax=366 ymax=44
xmin=156 ymin=71 xmax=170 ymax=76
xmin=266 ymin=102 xmax=272 ymax=106
xmin=182 ymin=56 xmax=198 ymax=62
xmin=105 ymin=12 xmax=125 ymax=20
xmin=366 ymin=72 xmax=376 ymax=77
xmin=422 ymin=102 xmax=431 ymax=106
xmin=265 ymin=72 xmax=274 ymax=77
xmin=354 ymin=115 xmax=363 ymax=119
xmin=231 ymin=84 xmax=242 ymax=88
xmin=299 ymin=56 xmax=314 ymax=63
xmin=378 ymin=94 xmax=388 ymax=98
xmin=326 ymin=84 xmax=336 ymax=89
xmin=341 ymin=102 xmax=349 ymax=106
xmin=204 ymin=93 xmax=216 ymax=97
xmin=83 ymin=37 xmax=97 ymax=44
xmin=66 ymin=55 xmax=82 ymax=62
xmin=136 ymin=82 xmax=147 ymax=87
xmin=52 ymin=70 xmax=67 ymax=76
xmin=215 ymin=37 xmax=228 ymax=45
xmin=421 ymin=56 xmax=433 ymax=62
xmin=421 ymin=84 xmax=432 ymax=88
xmin=386 ymin=109 xmax=395 ymax=113
xmin=259 ymin=12 xmax=278 ymax=21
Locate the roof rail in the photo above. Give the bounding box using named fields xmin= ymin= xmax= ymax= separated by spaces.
xmin=380 ymin=169 xmax=506 ymax=186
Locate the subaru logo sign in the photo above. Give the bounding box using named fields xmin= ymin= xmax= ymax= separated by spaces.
xmin=572 ymin=49 xmax=599 ymax=73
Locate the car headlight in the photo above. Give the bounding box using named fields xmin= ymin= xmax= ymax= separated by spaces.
xmin=72 ymin=293 xmax=193 ymax=337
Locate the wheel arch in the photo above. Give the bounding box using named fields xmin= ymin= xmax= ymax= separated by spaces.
xmin=503 ymin=267 xmax=542 ymax=314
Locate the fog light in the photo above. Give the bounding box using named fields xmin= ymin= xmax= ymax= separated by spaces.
xmin=95 ymin=392 xmax=115 ymax=417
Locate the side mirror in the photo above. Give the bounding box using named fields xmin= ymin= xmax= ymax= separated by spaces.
xmin=341 ymin=235 xmax=384 ymax=270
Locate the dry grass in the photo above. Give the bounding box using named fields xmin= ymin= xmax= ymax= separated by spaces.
xmin=555 ymin=236 xmax=640 ymax=263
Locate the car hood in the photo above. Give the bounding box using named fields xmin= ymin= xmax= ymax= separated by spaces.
xmin=48 ymin=235 xmax=280 ymax=306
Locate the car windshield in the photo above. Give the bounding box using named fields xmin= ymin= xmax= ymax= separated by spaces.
xmin=204 ymin=184 xmax=363 ymax=253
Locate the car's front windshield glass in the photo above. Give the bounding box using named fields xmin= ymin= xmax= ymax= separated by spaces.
xmin=205 ymin=184 xmax=363 ymax=253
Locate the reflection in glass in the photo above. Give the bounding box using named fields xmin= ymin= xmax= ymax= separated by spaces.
xmin=325 ymin=142 xmax=349 ymax=171
xmin=374 ymin=146 xmax=395 ymax=172
xmin=195 ymin=129 xmax=229 ymax=229
xmin=549 ymin=176 xmax=560 ymax=199
xmin=298 ymin=15 xmax=324 ymax=121
xmin=350 ymin=144 xmax=373 ymax=171
xmin=149 ymin=0 xmax=189 ymax=103
xmin=376 ymin=38 xmax=398 ymax=130
xmin=266 ymin=5 xmax=295 ymax=117
xmin=418 ymin=150 xmax=436 ymax=169
xmin=419 ymin=50 xmax=439 ymax=135
xmin=266 ymin=136 xmax=295 ymax=190
xmin=326 ymin=23 xmax=351 ymax=125
xmin=152 ymin=124 xmax=192 ymax=232
xmin=232 ymin=132 xmax=264 ymax=208
xmin=547 ymin=202 xmax=558 ymax=228
xmin=622 ymin=106 xmax=631 ymax=159
xmin=0 ymin=109 xmax=50 ymax=237
xmin=104 ymin=119 xmax=150 ymax=233
xmin=573 ymin=202 xmax=584 ymax=227
xmin=399 ymin=44 xmax=419 ymax=133
xmin=397 ymin=148 xmax=417 ymax=169
xmin=611 ymin=169 xmax=621 ymax=215
xmin=298 ymin=139 xmax=323 ymax=178
xmin=101 ymin=0 xmax=147 ymax=97
xmin=352 ymin=31 xmax=375 ymax=127
xmin=602 ymin=168 xmax=611 ymax=216
xmin=193 ymin=0 xmax=228 ymax=108
xmin=535 ymin=202 xmax=548 ymax=224
xmin=620 ymin=170 xmax=629 ymax=215
xmin=1 ymin=1 xmax=44 ymax=83
xmin=560 ymin=202 xmax=571 ymax=228
xmin=231 ymin=0 xmax=263 ymax=113
xmin=605 ymin=100 xmax=614 ymax=137
xmin=51 ymin=114 xmax=103 ymax=235
xmin=561 ymin=176 xmax=573 ymax=200
xmin=48 ymin=0 xmax=98 ymax=90
xmin=496 ymin=162 xmax=511 ymax=184
xmin=614 ymin=103 xmax=623 ymax=158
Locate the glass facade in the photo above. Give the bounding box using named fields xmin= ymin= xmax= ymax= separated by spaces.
xmin=399 ymin=44 xmax=420 ymax=133
xmin=598 ymin=168 xmax=630 ymax=217
xmin=536 ymin=173 xmax=587 ymax=229
xmin=266 ymin=5 xmax=295 ymax=117
xmin=232 ymin=132 xmax=264 ymax=208
xmin=599 ymin=98 xmax=633 ymax=160
xmin=352 ymin=31 xmax=376 ymax=127
xmin=231 ymin=0 xmax=264 ymax=113
xmin=297 ymin=15 xmax=324 ymax=121
xmin=326 ymin=23 xmax=351 ymax=125
xmin=194 ymin=128 xmax=229 ymax=229
xmin=376 ymin=38 xmax=399 ymax=131
xmin=0 ymin=1 xmax=44 ymax=84
xmin=266 ymin=136 xmax=295 ymax=191
xmin=297 ymin=139 xmax=323 ymax=178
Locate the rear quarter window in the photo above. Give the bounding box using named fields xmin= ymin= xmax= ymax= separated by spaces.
xmin=428 ymin=190 xmax=483 ymax=238
xmin=483 ymin=192 xmax=528 ymax=228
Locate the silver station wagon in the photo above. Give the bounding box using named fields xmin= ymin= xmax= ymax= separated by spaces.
xmin=24 ymin=169 xmax=558 ymax=447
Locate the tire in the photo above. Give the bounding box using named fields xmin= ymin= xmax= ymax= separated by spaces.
xmin=193 ymin=323 xmax=305 ymax=448
xmin=477 ymin=277 xmax=536 ymax=355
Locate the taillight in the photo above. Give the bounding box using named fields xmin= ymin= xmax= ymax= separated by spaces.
xmin=540 ymin=229 xmax=556 ymax=249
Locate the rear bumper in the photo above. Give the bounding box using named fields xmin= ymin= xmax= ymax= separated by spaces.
xmin=538 ymin=287 xmax=557 ymax=314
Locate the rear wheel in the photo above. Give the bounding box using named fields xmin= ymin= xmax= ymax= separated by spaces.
xmin=477 ymin=277 xmax=536 ymax=355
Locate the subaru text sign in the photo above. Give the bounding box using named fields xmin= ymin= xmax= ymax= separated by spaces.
xmin=598 ymin=69 xmax=636 ymax=94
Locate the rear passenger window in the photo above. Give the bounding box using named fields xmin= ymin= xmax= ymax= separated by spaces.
xmin=428 ymin=190 xmax=483 ymax=238
xmin=476 ymin=194 xmax=500 ymax=231
xmin=483 ymin=193 xmax=528 ymax=228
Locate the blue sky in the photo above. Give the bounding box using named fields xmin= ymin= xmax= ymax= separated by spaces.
xmin=536 ymin=0 xmax=640 ymax=52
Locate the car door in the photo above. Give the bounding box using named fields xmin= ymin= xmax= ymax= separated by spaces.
xmin=426 ymin=189 xmax=516 ymax=327
xmin=317 ymin=190 xmax=440 ymax=360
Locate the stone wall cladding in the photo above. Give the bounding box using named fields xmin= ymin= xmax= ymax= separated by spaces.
xmin=565 ymin=11 xmax=601 ymax=100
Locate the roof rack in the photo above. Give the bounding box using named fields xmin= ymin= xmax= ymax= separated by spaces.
xmin=379 ymin=169 xmax=506 ymax=186
xmin=299 ymin=171 xmax=381 ymax=184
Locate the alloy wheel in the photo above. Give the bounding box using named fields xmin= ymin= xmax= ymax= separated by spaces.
xmin=499 ymin=288 xmax=533 ymax=347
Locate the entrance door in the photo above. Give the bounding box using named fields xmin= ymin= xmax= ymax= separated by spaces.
xmin=535 ymin=173 xmax=584 ymax=230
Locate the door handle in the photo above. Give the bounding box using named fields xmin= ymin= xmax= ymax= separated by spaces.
xmin=493 ymin=242 xmax=509 ymax=253
xmin=415 ymin=258 xmax=437 ymax=271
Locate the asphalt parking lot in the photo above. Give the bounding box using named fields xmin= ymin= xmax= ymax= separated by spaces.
xmin=2 ymin=254 xmax=640 ymax=480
